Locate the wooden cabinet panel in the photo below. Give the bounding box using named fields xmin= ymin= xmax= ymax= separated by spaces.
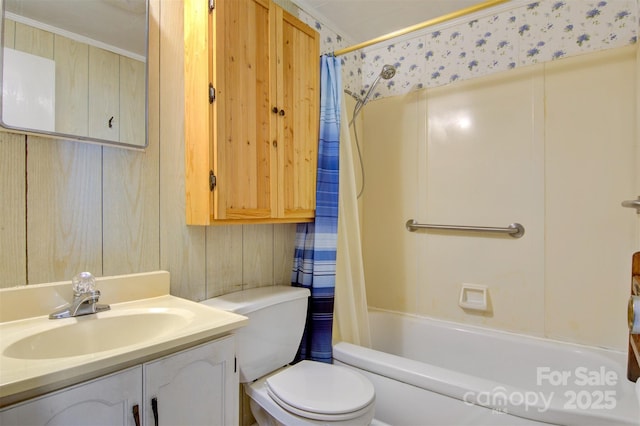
xmin=185 ymin=0 xmax=319 ymax=225
xmin=277 ymin=9 xmax=319 ymax=219
xmin=184 ymin=0 xmax=214 ymax=225
xmin=215 ymin=0 xmax=274 ymax=220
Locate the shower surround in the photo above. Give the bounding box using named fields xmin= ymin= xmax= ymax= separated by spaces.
xmin=360 ymin=44 xmax=638 ymax=351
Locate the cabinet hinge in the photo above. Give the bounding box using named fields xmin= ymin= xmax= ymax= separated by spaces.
xmin=209 ymin=170 xmax=216 ymax=191
xmin=209 ymin=0 xmax=215 ymax=12
xmin=209 ymin=84 xmax=215 ymax=103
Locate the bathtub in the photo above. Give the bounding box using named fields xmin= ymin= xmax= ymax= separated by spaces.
xmin=333 ymin=309 xmax=640 ymax=426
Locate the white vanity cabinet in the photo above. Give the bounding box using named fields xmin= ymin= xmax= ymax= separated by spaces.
xmin=0 ymin=366 xmax=142 ymax=426
xmin=0 ymin=336 xmax=237 ymax=426
xmin=143 ymin=335 xmax=238 ymax=426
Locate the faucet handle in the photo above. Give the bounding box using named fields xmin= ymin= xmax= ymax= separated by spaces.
xmin=72 ymin=271 xmax=96 ymax=296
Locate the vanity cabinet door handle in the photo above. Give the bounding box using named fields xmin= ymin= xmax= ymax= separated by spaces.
xmin=132 ymin=404 xmax=141 ymax=426
xmin=151 ymin=397 xmax=159 ymax=426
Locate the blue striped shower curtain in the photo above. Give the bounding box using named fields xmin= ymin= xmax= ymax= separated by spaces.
xmin=291 ymin=55 xmax=341 ymax=364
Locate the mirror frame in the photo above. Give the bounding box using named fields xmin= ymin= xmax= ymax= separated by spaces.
xmin=0 ymin=0 xmax=149 ymax=150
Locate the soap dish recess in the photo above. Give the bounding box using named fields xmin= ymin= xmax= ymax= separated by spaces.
xmin=459 ymin=284 xmax=488 ymax=311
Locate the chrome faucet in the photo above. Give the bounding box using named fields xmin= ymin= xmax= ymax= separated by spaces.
xmin=49 ymin=272 xmax=110 ymax=319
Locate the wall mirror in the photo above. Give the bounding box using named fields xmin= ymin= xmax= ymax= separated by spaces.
xmin=0 ymin=0 xmax=148 ymax=149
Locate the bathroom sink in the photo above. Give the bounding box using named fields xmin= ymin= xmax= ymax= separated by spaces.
xmin=3 ymin=311 xmax=190 ymax=360
xmin=0 ymin=273 xmax=248 ymax=407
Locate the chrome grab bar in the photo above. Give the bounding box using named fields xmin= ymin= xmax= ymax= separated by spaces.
xmin=405 ymin=219 xmax=525 ymax=238
xmin=621 ymin=197 xmax=640 ymax=213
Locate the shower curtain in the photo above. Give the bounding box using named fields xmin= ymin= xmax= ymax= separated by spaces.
xmin=292 ymin=55 xmax=341 ymax=364
xmin=333 ymin=93 xmax=371 ymax=347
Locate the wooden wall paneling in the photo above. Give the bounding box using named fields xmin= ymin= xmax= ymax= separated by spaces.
xmin=119 ymin=56 xmax=146 ymax=146
xmin=102 ymin=143 xmax=160 ymax=275
xmin=4 ymin=19 xmax=15 ymax=48
xmin=273 ymin=223 xmax=296 ymax=285
xmin=205 ymin=226 xmax=243 ymax=299
xmin=54 ymin=35 xmax=89 ymax=136
xmin=102 ymin=1 xmax=161 ymax=277
xmin=0 ymin=133 xmax=26 ymax=288
xmin=242 ymin=224 xmax=274 ymax=288
xmin=11 ymin=24 xmax=55 ymax=292
xmin=26 ymin=137 xmax=102 ymax=284
xmin=14 ymin=22 xmax=53 ymax=58
xmin=88 ymin=47 xmax=120 ymax=141
xmin=160 ymin=0 xmax=206 ymax=300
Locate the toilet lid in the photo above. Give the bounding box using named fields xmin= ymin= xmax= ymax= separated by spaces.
xmin=265 ymin=361 xmax=375 ymax=421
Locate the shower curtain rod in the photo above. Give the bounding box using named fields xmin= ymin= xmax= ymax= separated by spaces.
xmin=332 ymin=0 xmax=510 ymax=57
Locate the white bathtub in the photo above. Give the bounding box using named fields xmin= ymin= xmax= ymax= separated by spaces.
xmin=333 ymin=309 xmax=640 ymax=426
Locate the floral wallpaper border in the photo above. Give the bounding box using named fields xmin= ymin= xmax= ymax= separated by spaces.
xmin=297 ymin=0 xmax=639 ymax=101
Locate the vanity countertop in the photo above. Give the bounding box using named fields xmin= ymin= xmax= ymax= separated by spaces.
xmin=0 ymin=271 xmax=247 ymax=408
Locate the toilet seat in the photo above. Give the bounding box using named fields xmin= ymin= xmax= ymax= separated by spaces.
xmin=265 ymin=360 xmax=375 ymax=422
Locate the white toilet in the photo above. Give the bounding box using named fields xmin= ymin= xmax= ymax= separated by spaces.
xmin=201 ymin=286 xmax=375 ymax=425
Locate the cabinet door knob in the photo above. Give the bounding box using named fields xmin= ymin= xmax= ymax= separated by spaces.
xmin=278 ymin=109 xmax=285 ymax=116
xmin=272 ymin=106 xmax=279 ymax=114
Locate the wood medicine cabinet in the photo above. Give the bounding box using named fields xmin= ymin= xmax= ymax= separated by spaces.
xmin=184 ymin=0 xmax=320 ymax=225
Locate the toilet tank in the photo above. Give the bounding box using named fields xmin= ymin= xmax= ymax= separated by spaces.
xmin=201 ymin=286 xmax=310 ymax=383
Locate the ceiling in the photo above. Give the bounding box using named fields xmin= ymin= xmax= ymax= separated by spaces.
xmin=4 ymin=0 xmax=146 ymax=57
xmin=4 ymin=0 xmax=492 ymax=59
xmin=291 ymin=0 xmax=484 ymax=45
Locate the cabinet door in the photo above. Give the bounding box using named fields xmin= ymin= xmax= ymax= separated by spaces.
xmin=0 ymin=366 xmax=142 ymax=426
xmin=184 ymin=0 xmax=319 ymax=224
xmin=276 ymin=8 xmax=319 ymax=219
xmin=143 ymin=336 xmax=238 ymax=426
xmin=184 ymin=0 xmax=215 ymax=225
xmin=214 ymin=0 xmax=275 ymax=221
